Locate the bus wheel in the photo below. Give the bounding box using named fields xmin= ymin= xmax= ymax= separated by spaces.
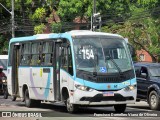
xmin=114 ymin=104 xmax=126 ymax=113
xmin=34 ymin=100 xmax=41 ymax=107
xmin=3 ymin=88 xmax=9 ymax=99
xmin=11 ymin=95 xmax=17 ymax=101
xmin=66 ymin=98 xmax=78 ymax=113
xmin=149 ymin=91 xmax=160 ymax=110
xmin=24 ymin=89 xmax=34 ymax=107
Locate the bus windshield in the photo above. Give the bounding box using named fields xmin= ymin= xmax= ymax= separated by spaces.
xmin=73 ymin=37 xmax=132 ymax=73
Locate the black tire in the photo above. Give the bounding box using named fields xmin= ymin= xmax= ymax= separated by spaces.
xmin=66 ymin=97 xmax=78 ymax=113
xmin=3 ymin=88 xmax=9 ymax=99
xmin=21 ymin=98 xmax=25 ymax=102
xmin=34 ymin=100 xmax=41 ymax=107
xmin=24 ymin=89 xmax=35 ymax=107
xmin=149 ymin=91 xmax=160 ymax=110
xmin=11 ymin=95 xmax=17 ymax=101
xmin=114 ymin=104 xmax=126 ymax=113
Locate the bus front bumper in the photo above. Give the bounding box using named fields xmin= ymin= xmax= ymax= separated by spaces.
xmin=71 ymin=88 xmax=137 ymax=105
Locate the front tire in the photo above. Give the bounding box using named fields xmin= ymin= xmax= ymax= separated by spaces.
xmin=24 ymin=89 xmax=35 ymax=107
xmin=149 ymin=91 xmax=160 ymax=110
xmin=114 ymin=104 xmax=126 ymax=113
xmin=3 ymin=88 xmax=9 ymax=99
xmin=11 ymin=95 xmax=17 ymax=101
xmin=66 ymin=97 xmax=78 ymax=113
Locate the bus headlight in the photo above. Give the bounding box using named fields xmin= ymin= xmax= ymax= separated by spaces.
xmin=124 ymin=84 xmax=137 ymax=91
xmin=75 ymin=84 xmax=93 ymax=91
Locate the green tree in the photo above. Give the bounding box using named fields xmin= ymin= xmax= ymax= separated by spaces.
xmin=0 ymin=35 xmax=8 ymax=54
xmin=101 ymin=0 xmax=160 ymax=62
xmin=0 ymin=0 xmax=160 ymax=59
xmin=57 ymin=0 xmax=131 ymax=22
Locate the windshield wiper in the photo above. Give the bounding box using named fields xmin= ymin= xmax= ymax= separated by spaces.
xmin=105 ymin=55 xmax=123 ymax=76
xmin=87 ymin=54 xmax=98 ymax=76
xmin=100 ymin=40 xmax=123 ymax=75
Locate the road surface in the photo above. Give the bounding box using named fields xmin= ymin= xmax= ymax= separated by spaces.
xmin=0 ymin=95 xmax=160 ymax=120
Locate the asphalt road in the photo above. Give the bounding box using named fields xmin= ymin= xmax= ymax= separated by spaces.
xmin=0 ymin=95 xmax=160 ymax=120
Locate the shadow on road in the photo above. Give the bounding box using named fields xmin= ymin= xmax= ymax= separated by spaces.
xmin=129 ymin=106 xmax=150 ymax=110
xmin=15 ymin=102 xmax=155 ymax=116
xmin=2 ymin=96 xmax=158 ymax=116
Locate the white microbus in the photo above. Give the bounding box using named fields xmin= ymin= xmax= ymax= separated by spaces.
xmin=7 ymin=30 xmax=137 ymax=113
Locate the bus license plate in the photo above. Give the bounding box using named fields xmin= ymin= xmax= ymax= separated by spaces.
xmin=103 ymin=92 xmax=114 ymax=96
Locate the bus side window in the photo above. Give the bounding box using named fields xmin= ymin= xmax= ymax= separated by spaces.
xmin=42 ymin=42 xmax=53 ymax=66
xmin=31 ymin=42 xmax=41 ymax=66
xmin=8 ymin=44 xmax=14 ymax=66
xmin=68 ymin=47 xmax=73 ymax=76
xmin=20 ymin=43 xmax=31 ymax=66
xmin=61 ymin=45 xmax=73 ymax=76
xmin=61 ymin=47 xmax=68 ymax=71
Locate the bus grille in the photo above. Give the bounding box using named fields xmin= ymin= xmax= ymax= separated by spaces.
xmin=77 ymin=69 xmax=135 ymax=83
xmin=96 ymin=76 xmax=123 ymax=83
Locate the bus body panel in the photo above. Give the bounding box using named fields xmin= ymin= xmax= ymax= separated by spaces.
xmin=16 ymin=67 xmax=74 ymax=101
xmin=18 ymin=67 xmax=54 ymax=101
xmin=60 ymin=69 xmax=74 ymax=102
xmin=75 ymin=77 xmax=136 ymax=91
xmin=7 ymin=67 xmax=12 ymax=95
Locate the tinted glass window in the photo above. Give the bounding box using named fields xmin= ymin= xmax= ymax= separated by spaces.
xmin=21 ymin=43 xmax=31 ymax=65
xmin=140 ymin=67 xmax=148 ymax=79
xmin=42 ymin=42 xmax=53 ymax=66
xmin=149 ymin=67 xmax=160 ymax=77
xmin=73 ymin=37 xmax=132 ymax=73
xmin=134 ymin=66 xmax=141 ymax=77
xmin=31 ymin=42 xmax=42 ymax=65
xmin=0 ymin=59 xmax=7 ymax=70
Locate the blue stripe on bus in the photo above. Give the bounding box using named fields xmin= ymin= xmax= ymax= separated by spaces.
xmin=75 ymin=77 xmax=136 ymax=90
xmin=60 ymin=69 xmax=136 ymax=90
xmin=9 ymin=66 xmax=136 ymax=91
xmin=44 ymin=71 xmax=51 ymax=98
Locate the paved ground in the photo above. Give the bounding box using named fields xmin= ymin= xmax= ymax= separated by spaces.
xmin=0 ymin=95 xmax=160 ymax=120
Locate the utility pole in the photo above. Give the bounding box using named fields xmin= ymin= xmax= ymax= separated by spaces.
xmin=91 ymin=14 xmax=93 ymax=31
xmin=91 ymin=0 xmax=96 ymax=31
xmin=93 ymin=0 xmax=96 ymax=14
xmin=0 ymin=0 xmax=15 ymax=38
xmin=11 ymin=0 xmax=15 ymax=38
xmin=91 ymin=0 xmax=101 ymax=32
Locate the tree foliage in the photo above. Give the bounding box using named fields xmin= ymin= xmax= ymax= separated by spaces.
xmin=0 ymin=35 xmax=8 ymax=54
xmin=101 ymin=0 xmax=160 ymax=61
xmin=0 ymin=0 xmax=159 ymax=62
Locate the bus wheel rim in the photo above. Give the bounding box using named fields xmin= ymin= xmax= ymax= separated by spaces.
xmin=67 ymin=98 xmax=73 ymax=112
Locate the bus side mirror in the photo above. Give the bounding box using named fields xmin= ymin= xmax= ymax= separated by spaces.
xmin=127 ymin=43 xmax=135 ymax=57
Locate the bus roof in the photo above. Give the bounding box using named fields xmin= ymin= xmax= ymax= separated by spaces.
xmin=10 ymin=30 xmax=123 ymax=43
xmin=0 ymin=55 xmax=8 ymax=59
xmin=66 ymin=30 xmax=122 ymax=38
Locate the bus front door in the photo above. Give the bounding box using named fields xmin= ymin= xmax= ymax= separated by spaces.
xmin=53 ymin=42 xmax=61 ymax=101
xmin=11 ymin=43 xmax=20 ymax=101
